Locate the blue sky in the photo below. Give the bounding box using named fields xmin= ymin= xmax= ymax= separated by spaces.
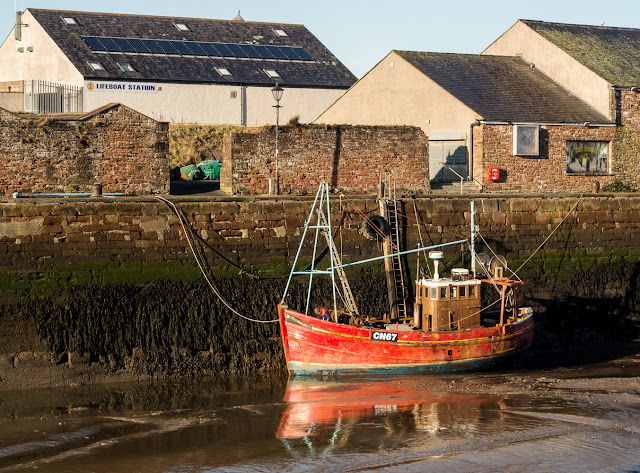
xmin=4 ymin=0 xmax=640 ymax=78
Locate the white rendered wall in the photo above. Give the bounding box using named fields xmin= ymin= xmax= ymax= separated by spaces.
xmin=83 ymin=81 xmax=346 ymax=125
xmin=316 ymin=51 xmax=477 ymax=134
xmin=0 ymin=10 xmax=83 ymax=85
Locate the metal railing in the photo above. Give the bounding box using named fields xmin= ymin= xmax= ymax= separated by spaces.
xmin=441 ymin=164 xmax=484 ymax=194
xmin=24 ymin=80 xmax=83 ymax=114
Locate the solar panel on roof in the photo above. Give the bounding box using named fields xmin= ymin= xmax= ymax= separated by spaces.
xmin=291 ymin=47 xmax=314 ymax=61
xmin=171 ymin=41 xmax=194 ymax=55
xmin=98 ymin=37 xmax=120 ymax=52
xmin=226 ymin=44 xmax=248 ymax=58
xmin=155 ymin=40 xmax=180 ymax=55
xmin=113 ymin=38 xmax=136 ymax=53
xmin=81 ymin=36 xmax=316 ymax=63
xmin=140 ymin=39 xmax=164 ymax=54
xmin=212 ymin=43 xmax=234 ymax=57
xmin=184 ymin=42 xmax=207 ymax=56
xmin=252 ymin=44 xmax=275 ymax=59
xmin=265 ymin=45 xmax=287 ymax=60
xmin=82 ymin=36 xmax=107 ymax=51
xmin=200 ymin=43 xmax=222 ymax=56
xmin=279 ymin=46 xmax=300 ymax=60
xmin=127 ymin=38 xmax=151 ymax=53
xmin=239 ymin=44 xmax=261 ymax=58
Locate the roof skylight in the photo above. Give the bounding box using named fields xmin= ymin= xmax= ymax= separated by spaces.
xmin=117 ymin=62 xmax=136 ymax=72
xmin=62 ymin=17 xmax=78 ymax=25
xmin=174 ymin=23 xmax=191 ymax=32
xmin=274 ymin=29 xmax=288 ymax=37
xmin=264 ymin=69 xmax=281 ymax=79
xmin=89 ymin=61 xmax=105 ymax=71
xmin=216 ymin=67 xmax=232 ymax=77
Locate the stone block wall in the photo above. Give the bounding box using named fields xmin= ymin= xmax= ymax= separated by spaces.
xmin=473 ymin=123 xmax=616 ymax=193
xmin=220 ymin=125 xmax=429 ymax=195
xmin=2 ymin=195 xmax=640 ymax=277
xmin=0 ymin=104 xmax=169 ymax=196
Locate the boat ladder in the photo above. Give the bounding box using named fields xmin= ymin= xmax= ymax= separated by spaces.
xmin=318 ymin=210 xmax=359 ymax=315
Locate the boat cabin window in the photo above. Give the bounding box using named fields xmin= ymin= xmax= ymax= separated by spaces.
xmin=451 ymin=286 xmax=458 ymax=299
xmin=430 ymin=287 xmax=437 ymax=300
xmin=440 ymin=287 xmax=448 ymax=299
xmin=460 ymin=285 xmax=466 ymax=298
xmin=469 ymin=285 xmax=476 ymax=297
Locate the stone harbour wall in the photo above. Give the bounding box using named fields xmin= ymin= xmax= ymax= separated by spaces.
xmin=2 ymin=194 xmax=640 ymax=280
xmin=221 ymin=125 xmax=429 ymax=195
xmin=0 ymin=104 xmax=169 ymax=196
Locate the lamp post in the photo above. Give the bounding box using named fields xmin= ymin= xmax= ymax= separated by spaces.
xmin=271 ymin=83 xmax=283 ymax=195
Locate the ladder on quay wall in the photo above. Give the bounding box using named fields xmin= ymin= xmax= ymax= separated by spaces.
xmin=380 ymin=173 xmax=408 ymax=321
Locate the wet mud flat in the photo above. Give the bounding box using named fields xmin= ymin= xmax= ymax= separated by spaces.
xmin=0 ymin=354 xmax=638 ymax=472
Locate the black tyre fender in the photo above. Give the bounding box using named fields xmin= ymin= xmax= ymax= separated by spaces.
xmin=360 ymin=214 xmax=389 ymax=240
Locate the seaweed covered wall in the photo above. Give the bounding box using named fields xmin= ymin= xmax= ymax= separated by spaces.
xmin=1 ymin=194 xmax=640 ymax=383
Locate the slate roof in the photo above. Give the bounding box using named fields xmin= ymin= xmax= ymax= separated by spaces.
xmin=28 ymin=9 xmax=356 ymax=88
xmin=521 ymin=20 xmax=640 ymax=87
xmin=396 ymin=51 xmax=612 ymax=124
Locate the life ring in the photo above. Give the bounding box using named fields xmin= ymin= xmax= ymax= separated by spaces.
xmin=361 ymin=214 xmax=389 ymax=240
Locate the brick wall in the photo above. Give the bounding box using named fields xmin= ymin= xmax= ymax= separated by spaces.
xmin=0 ymin=104 xmax=169 ymax=196
xmin=612 ymin=89 xmax=640 ymax=190
xmin=2 ymin=195 xmax=639 ymax=275
xmin=220 ymin=125 xmax=429 ymax=195
xmin=474 ymin=123 xmax=616 ymax=192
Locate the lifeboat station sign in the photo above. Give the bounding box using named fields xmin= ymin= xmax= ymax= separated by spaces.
xmin=85 ymin=81 xmax=158 ymax=93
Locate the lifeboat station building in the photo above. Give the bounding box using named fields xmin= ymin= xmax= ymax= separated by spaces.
xmin=318 ymin=20 xmax=640 ymax=193
xmin=0 ymin=9 xmax=356 ymax=125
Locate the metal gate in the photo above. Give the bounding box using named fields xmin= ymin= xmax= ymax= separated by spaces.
xmin=24 ymin=80 xmax=83 ymax=113
xmin=429 ymin=140 xmax=468 ymax=182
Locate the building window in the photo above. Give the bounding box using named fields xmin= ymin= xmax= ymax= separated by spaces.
xmin=273 ymin=28 xmax=288 ymax=37
xmin=216 ymin=67 xmax=232 ymax=77
xmin=513 ymin=124 xmax=539 ymax=156
xmin=566 ymin=141 xmax=609 ymax=173
xmin=117 ymin=62 xmax=136 ymax=72
xmin=89 ymin=62 xmax=105 ymax=71
xmin=264 ymin=69 xmax=281 ymax=79
xmin=62 ymin=17 xmax=79 ymax=25
xmin=174 ymin=23 xmax=191 ymax=32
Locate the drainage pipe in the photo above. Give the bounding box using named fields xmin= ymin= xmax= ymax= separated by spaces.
xmin=12 ymin=192 xmax=126 ymax=198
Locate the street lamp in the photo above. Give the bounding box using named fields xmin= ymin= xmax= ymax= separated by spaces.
xmin=271 ymin=83 xmax=283 ymax=195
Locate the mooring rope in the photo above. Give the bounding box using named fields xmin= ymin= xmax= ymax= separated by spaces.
xmin=155 ymin=196 xmax=279 ymax=324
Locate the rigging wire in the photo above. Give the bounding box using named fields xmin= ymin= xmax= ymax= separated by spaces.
xmin=411 ymin=197 xmax=432 ymax=277
xmin=155 ymin=196 xmax=279 ymax=324
xmin=512 ymin=193 xmax=585 ymax=277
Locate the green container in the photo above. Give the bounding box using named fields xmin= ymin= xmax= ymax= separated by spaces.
xmin=179 ymin=164 xmax=204 ymax=181
xmin=198 ymin=160 xmax=223 ymax=180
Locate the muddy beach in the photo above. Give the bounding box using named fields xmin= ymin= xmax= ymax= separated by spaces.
xmin=0 ymin=351 xmax=638 ymax=472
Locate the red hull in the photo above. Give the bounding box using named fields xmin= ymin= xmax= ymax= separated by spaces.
xmin=278 ymin=305 xmax=534 ymax=376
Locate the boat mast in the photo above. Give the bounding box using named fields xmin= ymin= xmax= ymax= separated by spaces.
xmin=471 ymin=200 xmax=476 ymax=278
xmin=281 ymin=182 xmax=358 ymax=317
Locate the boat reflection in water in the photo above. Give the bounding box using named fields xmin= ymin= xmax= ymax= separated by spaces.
xmin=276 ymin=375 xmax=515 ymax=458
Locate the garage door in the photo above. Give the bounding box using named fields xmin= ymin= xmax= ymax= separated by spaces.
xmin=429 ymin=140 xmax=468 ymax=182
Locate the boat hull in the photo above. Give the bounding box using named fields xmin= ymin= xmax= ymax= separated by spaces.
xmin=278 ymin=306 xmax=534 ymax=377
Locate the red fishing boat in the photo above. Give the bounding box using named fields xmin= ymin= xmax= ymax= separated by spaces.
xmin=278 ymin=183 xmax=534 ymax=377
